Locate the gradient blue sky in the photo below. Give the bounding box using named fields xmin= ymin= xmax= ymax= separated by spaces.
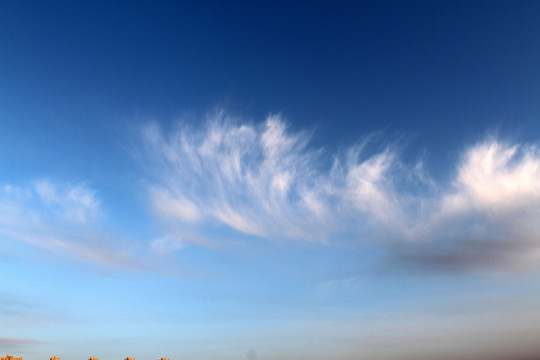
xmin=2 ymin=1 xmax=540 ymax=360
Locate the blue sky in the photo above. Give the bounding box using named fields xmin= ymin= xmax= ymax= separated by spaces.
xmin=2 ymin=1 xmax=540 ymax=360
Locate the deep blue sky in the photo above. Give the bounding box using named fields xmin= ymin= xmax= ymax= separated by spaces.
xmin=2 ymin=1 xmax=539 ymax=165
xmin=2 ymin=2 xmax=540 ymax=360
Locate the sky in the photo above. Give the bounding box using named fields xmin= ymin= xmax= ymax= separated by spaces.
xmin=1 ymin=1 xmax=540 ymax=360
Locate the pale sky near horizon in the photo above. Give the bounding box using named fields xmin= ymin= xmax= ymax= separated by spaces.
xmin=2 ymin=1 xmax=540 ymax=360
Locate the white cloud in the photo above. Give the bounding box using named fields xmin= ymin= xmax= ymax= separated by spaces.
xmin=389 ymin=140 xmax=540 ymax=272
xmin=140 ymin=112 xmax=422 ymax=246
xmin=140 ymin=111 xmax=540 ymax=271
xmin=149 ymin=236 xmax=185 ymax=255
xmin=0 ymin=180 xmax=143 ymax=269
xmin=141 ymin=112 xmax=337 ymax=245
xmin=149 ymin=186 xmax=201 ymax=223
xmin=34 ymin=180 xmax=101 ymax=223
xmin=442 ymin=140 xmax=540 ymax=214
xmin=341 ymin=147 xmax=404 ymax=227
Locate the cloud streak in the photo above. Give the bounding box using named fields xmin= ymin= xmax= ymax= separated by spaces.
xmin=0 ymin=180 xmax=143 ymax=270
xmin=139 ymin=112 xmax=540 ymax=273
xmin=0 ymin=337 xmax=44 ymax=350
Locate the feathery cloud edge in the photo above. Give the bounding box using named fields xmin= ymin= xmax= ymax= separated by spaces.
xmin=141 ymin=112 xmax=540 ymax=272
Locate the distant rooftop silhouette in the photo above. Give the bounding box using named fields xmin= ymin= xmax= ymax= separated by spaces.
xmin=3 ymin=355 xmax=170 ymax=360
xmin=2 ymin=356 xmax=22 ymax=360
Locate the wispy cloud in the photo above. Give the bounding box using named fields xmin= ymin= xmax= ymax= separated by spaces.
xmin=141 ymin=112 xmax=337 ymax=247
xmin=139 ymin=111 xmax=540 ymax=273
xmin=315 ymin=277 xmax=364 ymax=293
xmin=33 ymin=180 xmax=101 ymax=223
xmin=0 ymin=180 xmax=143 ymax=269
xmin=0 ymin=292 xmax=37 ymax=317
xmin=0 ymin=337 xmax=44 ymax=349
xmin=391 ymin=139 xmax=540 ymax=272
xmin=0 ymin=291 xmax=70 ymax=328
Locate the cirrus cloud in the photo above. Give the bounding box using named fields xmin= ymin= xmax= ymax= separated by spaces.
xmin=139 ymin=111 xmax=540 ymax=273
xmin=141 ymin=112 xmax=337 ymax=245
xmin=393 ymin=139 xmax=540 ymax=272
xmin=0 ymin=180 xmax=144 ymax=269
